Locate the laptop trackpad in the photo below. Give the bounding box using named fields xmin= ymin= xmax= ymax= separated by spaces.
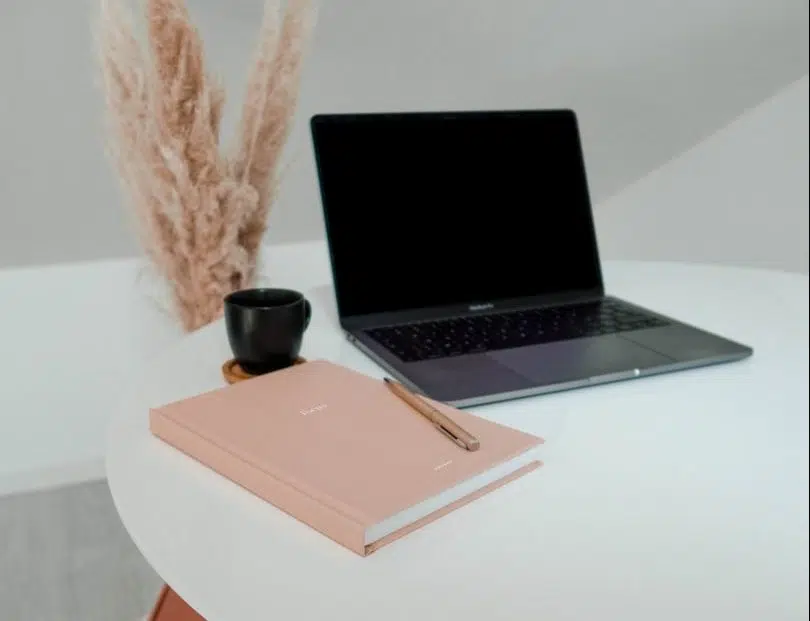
xmin=489 ymin=335 xmax=673 ymax=387
xmin=404 ymin=353 xmax=532 ymax=403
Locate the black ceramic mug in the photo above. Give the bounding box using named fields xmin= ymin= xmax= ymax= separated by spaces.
xmin=224 ymin=288 xmax=312 ymax=375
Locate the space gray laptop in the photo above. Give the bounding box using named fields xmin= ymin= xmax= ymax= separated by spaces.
xmin=310 ymin=109 xmax=753 ymax=407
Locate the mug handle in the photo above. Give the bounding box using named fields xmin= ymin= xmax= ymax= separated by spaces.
xmin=303 ymin=299 xmax=312 ymax=329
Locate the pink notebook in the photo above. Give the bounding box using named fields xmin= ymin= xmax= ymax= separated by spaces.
xmin=150 ymin=360 xmax=543 ymax=556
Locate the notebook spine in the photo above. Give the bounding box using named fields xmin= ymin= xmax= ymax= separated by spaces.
xmin=149 ymin=410 xmax=367 ymax=555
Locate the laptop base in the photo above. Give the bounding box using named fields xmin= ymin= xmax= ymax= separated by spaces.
xmin=348 ymin=297 xmax=752 ymax=408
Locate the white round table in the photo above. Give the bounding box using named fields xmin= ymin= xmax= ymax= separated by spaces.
xmin=107 ymin=261 xmax=809 ymax=621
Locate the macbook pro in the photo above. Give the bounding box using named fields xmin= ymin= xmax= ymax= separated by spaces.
xmin=310 ymin=109 xmax=753 ymax=407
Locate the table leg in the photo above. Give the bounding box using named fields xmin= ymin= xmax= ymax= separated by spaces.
xmin=148 ymin=583 xmax=207 ymax=620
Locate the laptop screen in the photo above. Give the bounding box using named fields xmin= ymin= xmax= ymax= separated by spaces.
xmin=311 ymin=109 xmax=603 ymax=319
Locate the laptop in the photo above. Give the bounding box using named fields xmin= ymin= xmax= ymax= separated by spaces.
xmin=310 ymin=109 xmax=753 ymax=407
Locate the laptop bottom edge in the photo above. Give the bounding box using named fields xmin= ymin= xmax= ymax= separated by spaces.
xmin=345 ymin=329 xmax=752 ymax=409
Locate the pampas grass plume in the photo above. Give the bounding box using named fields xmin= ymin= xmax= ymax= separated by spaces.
xmin=98 ymin=0 xmax=314 ymax=330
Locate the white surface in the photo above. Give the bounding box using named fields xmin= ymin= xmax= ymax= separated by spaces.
xmin=107 ymin=255 xmax=809 ymax=621
xmin=596 ymin=74 xmax=809 ymax=274
xmin=1 ymin=0 xmax=808 ymax=267
xmin=0 ymin=241 xmax=332 ymax=496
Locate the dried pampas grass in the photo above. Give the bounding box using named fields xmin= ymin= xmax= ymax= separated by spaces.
xmin=97 ymin=0 xmax=314 ymax=331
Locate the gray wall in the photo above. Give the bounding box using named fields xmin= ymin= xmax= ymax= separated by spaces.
xmin=1 ymin=0 xmax=808 ymax=268
xmin=595 ymin=75 xmax=809 ymax=274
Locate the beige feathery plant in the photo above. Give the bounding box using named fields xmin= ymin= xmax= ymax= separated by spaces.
xmin=97 ymin=0 xmax=314 ymax=331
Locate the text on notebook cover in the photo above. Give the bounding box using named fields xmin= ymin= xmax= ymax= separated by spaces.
xmin=299 ymin=404 xmax=328 ymax=416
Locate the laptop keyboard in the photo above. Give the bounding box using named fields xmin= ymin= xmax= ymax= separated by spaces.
xmin=365 ymin=299 xmax=669 ymax=363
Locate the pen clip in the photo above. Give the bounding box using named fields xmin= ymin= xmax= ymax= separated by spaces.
xmin=435 ymin=423 xmax=469 ymax=451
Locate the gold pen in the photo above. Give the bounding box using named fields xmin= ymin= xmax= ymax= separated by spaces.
xmin=383 ymin=378 xmax=480 ymax=452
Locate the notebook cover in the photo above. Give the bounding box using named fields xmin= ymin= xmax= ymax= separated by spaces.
xmin=150 ymin=360 xmax=543 ymax=556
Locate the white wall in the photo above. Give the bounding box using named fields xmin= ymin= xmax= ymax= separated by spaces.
xmin=1 ymin=0 xmax=808 ymax=268
xmin=596 ymin=75 xmax=809 ymax=274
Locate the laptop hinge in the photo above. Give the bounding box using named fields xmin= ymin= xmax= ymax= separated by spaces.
xmin=341 ymin=288 xmax=605 ymax=331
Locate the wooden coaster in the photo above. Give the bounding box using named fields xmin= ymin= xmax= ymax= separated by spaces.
xmin=222 ymin=357 xmax=306 ymax=384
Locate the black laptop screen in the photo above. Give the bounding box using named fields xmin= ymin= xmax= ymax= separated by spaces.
xmin=311 ymin=109 xmax=603 ymax=318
